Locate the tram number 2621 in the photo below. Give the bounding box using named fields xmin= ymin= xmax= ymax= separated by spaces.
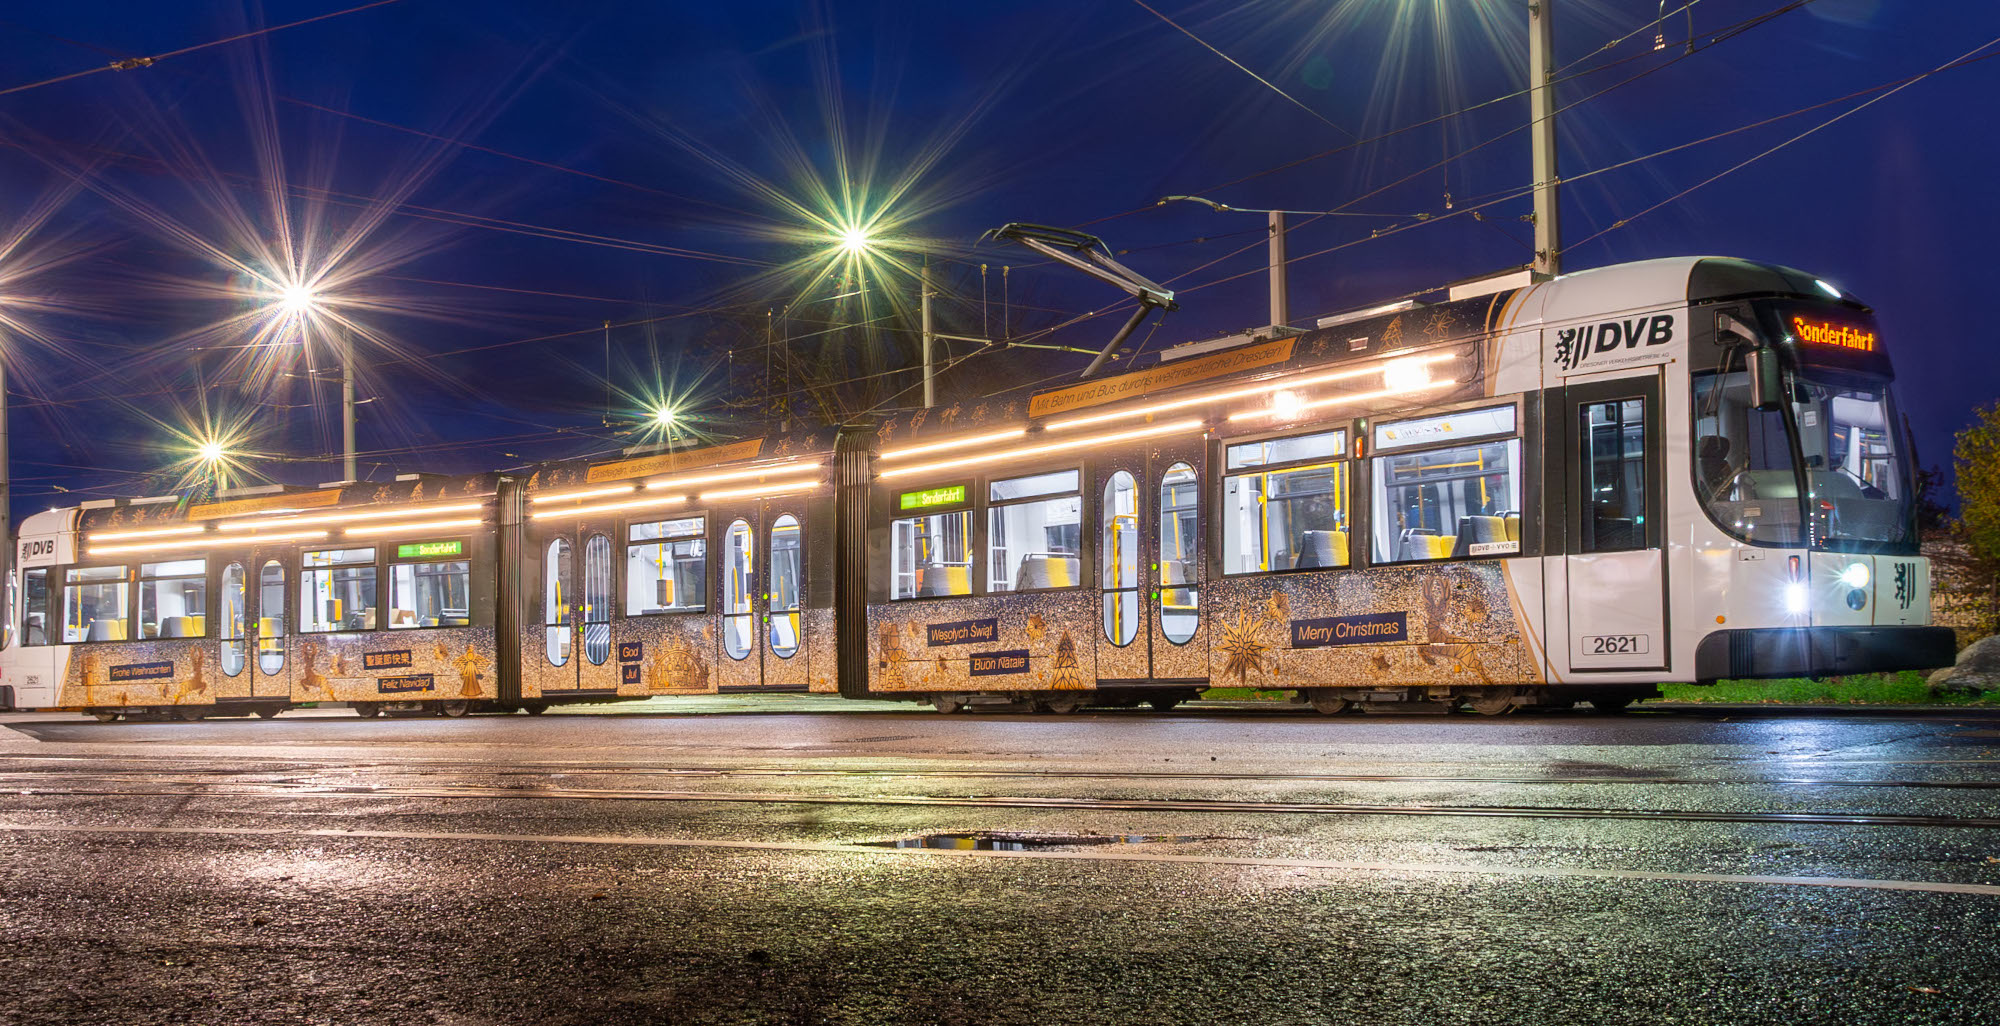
xmin=1584 ymin=634 xmax=1650 ymax=656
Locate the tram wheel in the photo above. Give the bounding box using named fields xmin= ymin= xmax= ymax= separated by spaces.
xmin=1307 ymin=690 xmax=1351 ymax=716
xmin=90 ymin=711 xmax=120 ymax=723
xmin=255 ymin=705 xmax=283 ymax=719
xmin=1147 ymin=697 xmax=1183 ymax=712
xmin=352 ymin=703 xmax=382 ymax=718
xmin=436 ymin=700 xmax=472 ymax=718
xmin=1464 ymin=694 xmax=1518 ymax=716
xmin=176 ymin=707 xmax=207 ymax=722
xmin=931 ymin=695 xmax=965 ymax=714
xmin=521 ymin=703 xmax=548 ymax=716
xmin=1589 ymin=697 xmax=1633 ymax=714
xmin=1036 ymin=694 xmax=1086 ymax=715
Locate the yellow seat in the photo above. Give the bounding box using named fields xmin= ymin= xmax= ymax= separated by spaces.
xmin=1503 ymin=515 xmax=1521 ymax=542
xmin=258 ymin=616 xmax=282 ymax=652
xmin=1429 ymin=536 xmax=1457 ymax=559
xmin=1329 ymin=531 xmax=1350 ymax=567
xmin=189 ymin=615 xmax=206 ymax=635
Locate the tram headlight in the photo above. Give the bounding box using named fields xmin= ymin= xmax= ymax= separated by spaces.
xmin=1785 ymin=582 xmax=1810 ymax=615
xmin=1837 ymin=562 xmax=1870 ymax=589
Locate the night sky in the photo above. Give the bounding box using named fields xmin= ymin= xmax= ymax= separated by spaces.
xmin=0 ymin=0 xmax=1995 ymax=517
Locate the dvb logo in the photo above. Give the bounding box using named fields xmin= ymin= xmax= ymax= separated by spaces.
xmin=1553 ymin=314 xmax=1674 ymax=371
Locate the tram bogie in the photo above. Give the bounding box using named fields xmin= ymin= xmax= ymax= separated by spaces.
xmin=0 ymin=256 xmax=1954 ymax=721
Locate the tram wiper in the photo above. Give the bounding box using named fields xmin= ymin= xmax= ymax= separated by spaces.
xmin=983 ymin=223 xmax=1179 ymax=380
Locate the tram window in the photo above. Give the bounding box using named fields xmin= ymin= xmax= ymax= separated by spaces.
xmin=626 ymin=516 xmax=706 ymax=615
xmin=583 ymin=535 xmax=613 ymax=665
xmin=1159 ymin=463 xmax=1199 ymax=644
xmin=1582 ymin=399 xmax=1647 ymax=552
xmin=139 ymin=559 xmax=208 ymax=639
xmin=258 ymin=560 xmax=286 ymax=674
xmin=299 ymin=548 xmax=378 ymax=633
xmin=220 ymin=563 xmax=246 ymax=676
xmin=1693 ymin=372 xmax=1806 ymax=547
xmin=22 ymin=568 xmax=49 ymax=647
xmin=1225 ymin=429 xmax=1345 ymax=470
xmin=3 ymin=568 xmax=13 ymax=650
xmin=63 ymin=566 xmax=129 ymax=643
xmin=1370 ymin=410 xmax=1522 ymax=562
xmin=891 ymin=509 xmax=972 ymax=600
xmin=1223 ymin=430 xmax=1349 ymax=574
xmin=769 ymin=514 xmax=801 ymax=658
xmin=388 ymin=559 xmax=471 ymax=628
xmin=545 ymin=539 xmax=572 ymax=667
xmin=1102 ymin=472 xmax=1139 ymax=646
xmin=722 ymin=520 xmax=753 ymax=661
xmin=990 ymin=470 xmax=1081 ymax=593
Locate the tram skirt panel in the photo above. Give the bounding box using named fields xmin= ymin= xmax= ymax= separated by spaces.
xmin=63 ymin=640 xmax=219 ymax=710
xmin=611 ymin=614 xmax=718 ymax=696
xmin=1205 ymin=563 xmax=1542 ymax=691
xmin=804 ymin=606 xmax=838 ymax=692
xmin=868 ymin=591 xmax=1097 ymax=693
xmin=296 ymin=627 xmax=500 ymax=704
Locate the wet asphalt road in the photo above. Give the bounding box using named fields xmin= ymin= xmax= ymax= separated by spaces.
xmin=2 ymin=698 xmax=1998 ymax=1025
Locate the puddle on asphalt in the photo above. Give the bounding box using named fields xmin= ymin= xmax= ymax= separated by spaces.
xmin=864 ymin=831 xmax=1206 ymax=851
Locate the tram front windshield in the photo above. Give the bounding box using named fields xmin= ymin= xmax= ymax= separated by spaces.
xmin=1694 ymin=348 xmax=1915 ymax=554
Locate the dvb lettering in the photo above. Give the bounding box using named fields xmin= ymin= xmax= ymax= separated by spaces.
xmin=1555 ymin=314 xmax=1674 ymax=370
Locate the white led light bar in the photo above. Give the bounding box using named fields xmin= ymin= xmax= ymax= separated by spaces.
xmin=879 ymin=428 xmax=1028 ymax=462
xmin=88 ymin=529 xmax=329 ymax=557
xmin=343 ymin=518 xmax=484 ymax=537
xmin=697 ymin=479 xmax=823 ymax=502
xmin=878 ymin=419 xmax=1205 ymax=480
xmin=528 ymin=485 xmax=638 ymax=505
xmin=216 ymin=501 xmax=484 ymax=531
xmin=528 ymin=493 xmax=688 ymax=521
xmin=1045 ymin=352 xmax=1458 ymax=432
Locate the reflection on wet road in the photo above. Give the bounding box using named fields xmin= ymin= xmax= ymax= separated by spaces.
xmin=2 ymin=698 xmax=1997 ymax=1024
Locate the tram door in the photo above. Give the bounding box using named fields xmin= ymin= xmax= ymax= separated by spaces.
xmin=540 ymin=530 xmax=618 ymax=693
xmin=712 ymin=513 xmax=765 ymax=688
xmin=244 ymin=552 xmax=292 ymax=698
xmin=1557 ymin=377 xmax=1668 ymax=673
xmin=1091 ymin=452 xmax=1158 ymax=682
xmin=762 ymin=507 xmax=807 ymax=689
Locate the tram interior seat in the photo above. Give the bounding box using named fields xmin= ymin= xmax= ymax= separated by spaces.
xmin=917 ymin=563 xmax=971 ymax=597
xmin=258 ymin=617 xmax=283 ymax=651
xmin=1398 ymin=528 xmax=1458 ymax=562
xmin=1451 ymin=516 xmax=1507 ymax=557
xmin=673 ymin=557 xmax=706 ymax=607
xmin=86 ymin=619 xmax=127 ymax=642
xmin=1502 ymin=512 xmax=1521 ymax=542
xmin=1161 ymin=559 xmax=1196 ymax=607
xmin=158 ymin=616 xmax=205 ymax=639
xmin=1294 ymin=530 xmax=1350 ymax=569
xmin=1015 ymin=553 xmax=1078 ymax=590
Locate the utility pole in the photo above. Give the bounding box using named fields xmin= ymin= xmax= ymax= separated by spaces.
xmin=1529 ymin=0 xmax=1562 ymax=278
xmin=340 ymin=328 xmax=357 ymax=483
xmin=920 ymin=258 xmax=936 ymax=408
xmin=0 ymin=353 xmax=10 ymax=618
xmin=1267 ymin=210 xmax=1289 ymax=328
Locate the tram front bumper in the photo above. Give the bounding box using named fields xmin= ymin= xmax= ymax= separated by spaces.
xmin=1693 ymin=626 xmax=1958 ymax=683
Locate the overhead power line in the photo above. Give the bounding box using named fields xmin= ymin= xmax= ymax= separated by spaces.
xmin=0 ymin=0 xmax=405 ymax=100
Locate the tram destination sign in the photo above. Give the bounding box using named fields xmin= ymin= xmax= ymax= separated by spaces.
xmin=899 ymin=484 xmax=967 ymax=510
xmin=1291 ymin=612 xmax=1409 ymax=648
xmin=397 ymin=540 xmax=463 ymax=559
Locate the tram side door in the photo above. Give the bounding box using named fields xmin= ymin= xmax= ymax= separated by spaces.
xmin=246 ymin=550 xmax=293 ymax=699
xmin=1556 ymin=376 xmax=1668 ymax=674
xmin=1097 ymin=455 xmax=1150 ymax=682
xmin=714 ymin=513 xmax=763 ymax=689
xmin=542 ymin=529 xmax=618 ymax=693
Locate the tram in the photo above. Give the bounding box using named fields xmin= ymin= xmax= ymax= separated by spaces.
xmin=0 ymin=256 xmax=1955 ymax=719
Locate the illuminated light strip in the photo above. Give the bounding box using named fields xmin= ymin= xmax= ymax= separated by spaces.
xmin=217 ymin=502 xmax=484 ymax=531
xmin=878 ymin=419 xmax=1205 ymax=480
xmin=642 ymin=459 xmax=824 ymax=492
xmin=88 ymin=530 xmax=329 ymax=557
xmin=343 ymin=518 xmax=484 ymax=537
xmin=1045 ymin=353 xmax=1458 ymax=431
xmin=528 ymin=493 xmax=688 ymax=521
xmin=87 ymin=525 xmax=208 ymax=542
xmin=879 ymin=428 xmax=1027 ymax=462
xmin=529 ymin=485 xmax=638 ymax=505
xmin=696 ymin=479 xmax=823 ymax=502
xmin=1225 ymin=379 xmax=1460 ymax=422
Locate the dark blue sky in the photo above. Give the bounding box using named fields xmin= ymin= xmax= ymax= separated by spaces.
xmin=0 ymin=0 xmax=1995 ymax=514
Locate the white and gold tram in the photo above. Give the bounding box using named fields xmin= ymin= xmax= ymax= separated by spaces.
xmin=0 ymin=256 xmax=1955 ymax=719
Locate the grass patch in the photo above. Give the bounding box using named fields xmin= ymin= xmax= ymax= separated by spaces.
xmin=1203 ymin=673 xmax=1998 ymax=706
xmin=1657 ymin=671 xmax=1996 ymax=706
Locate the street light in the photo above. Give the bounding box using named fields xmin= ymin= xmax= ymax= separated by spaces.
xmin=261 ymin=277 xmax=357 ymax=483
xmin=197 ymin=439 xmax=228 ymax=463
xmin=837 ymin=225 xmax=872 ymax=255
